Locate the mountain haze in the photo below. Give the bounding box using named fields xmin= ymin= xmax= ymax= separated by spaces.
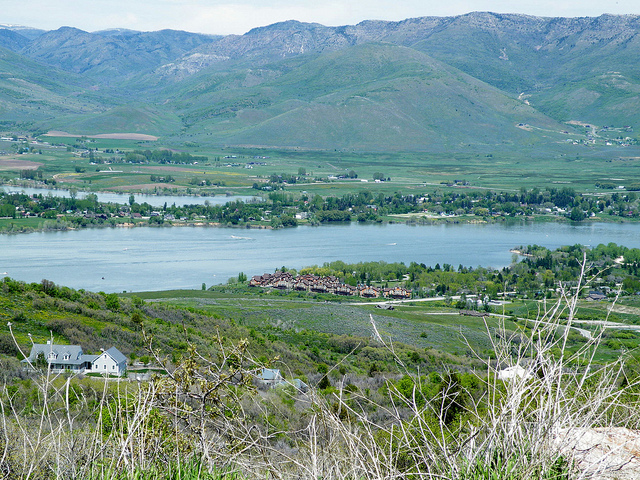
xmin=1 ymin=12 xmax=640 ymax=150
xmin=20 ymin=27 xmax=215 ymax=81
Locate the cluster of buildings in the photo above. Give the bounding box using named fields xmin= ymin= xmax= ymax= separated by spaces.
xmin=249 ymin=271 xmax=412 ymax=299
xmin=22 ymin=341 xmax=128 ymax=376
xmin=21 ymin=341 xmax=311 ymax=390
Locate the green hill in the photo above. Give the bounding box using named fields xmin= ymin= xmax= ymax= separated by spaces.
xmin=46 ymin=104 xmax=183 ymax=136
xmin=0 ymin=46 xmax=104 ymax=125
xmin=3 ymin=13 xmax=640 ymax=150
xmin=160 ymin=43 xmax=567 ymax=150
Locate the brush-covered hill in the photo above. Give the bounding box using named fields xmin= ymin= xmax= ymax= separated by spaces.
xmin=0 ymin=45 xmax=105 ymax=124
xmin=0 ymin=277 xmax=467 ymax=383
xmin=158 ymin=42 xmax=565 ymax=150
xmin=3 ymin=13 xmax=640 ymax=150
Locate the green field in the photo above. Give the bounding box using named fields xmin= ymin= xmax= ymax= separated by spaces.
xmin=126 ymin=286 xmax=640 ymax=364
xmin=4 ymin=134 xmax=640 ymax=198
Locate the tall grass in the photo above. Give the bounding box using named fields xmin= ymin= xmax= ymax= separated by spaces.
xmin=2 ymin=265 xmax=639 ymax=479
xmin=88 ymin=459 xmax=239 ymax=480
xmin=228 ymin=266 xmax=640 ymax=479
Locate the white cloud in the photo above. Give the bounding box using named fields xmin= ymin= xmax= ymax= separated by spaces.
xmin=176 ymin=2 xmax=357 ymax=34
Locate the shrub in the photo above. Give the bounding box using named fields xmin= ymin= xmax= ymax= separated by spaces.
xmin=1 ymin=261 xmax=638 ymax=480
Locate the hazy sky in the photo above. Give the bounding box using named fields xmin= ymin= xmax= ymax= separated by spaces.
xmin=3 ymin=0 xmax=640 ymax=35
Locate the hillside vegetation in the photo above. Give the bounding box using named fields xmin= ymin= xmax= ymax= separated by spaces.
xmin=2 ymin=13 xmax=640 ymax=151
xmin=2 ymin=245 xmax=640 ymax=478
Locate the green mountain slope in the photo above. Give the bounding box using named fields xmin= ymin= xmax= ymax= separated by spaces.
xmin=45 ymin=104 xmax=183 ymax=136
xmin=3 ymin=13 xmax=640 ymax=149
xmin=367 ymin=13 xmax=640 ymax=125
xmin=0 ymin=28 xmax=30 ymax=51
xmin=21 ymin=27 xmax=215 ymax=82
xmin=0 ymin=46 xmax=105 ymax=124
xmin=161 ymin=43 xmax=566 ymax=150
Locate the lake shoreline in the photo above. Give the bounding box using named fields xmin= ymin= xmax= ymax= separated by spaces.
xmin=2 ymin=182 xmax=638 ymax=236
xmin=0 ymin=212 xmax=635 ymax=235
xmin=0 ymin=180 xmax=243 ymax=199
xmin=5 ymin=221 xmax=640 ymax=293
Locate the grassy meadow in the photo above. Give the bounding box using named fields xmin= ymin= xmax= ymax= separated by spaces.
xmin=127 ymin=285 xmax=640 ymax=364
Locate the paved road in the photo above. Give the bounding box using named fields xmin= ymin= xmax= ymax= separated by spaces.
xmin=350 ymin=296 xmax=640 ymax=340
xmin=347 ymin=296 xmax=454 ymax=306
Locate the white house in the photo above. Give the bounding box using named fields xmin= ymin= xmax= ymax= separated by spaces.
xmin=90 ymin=347 xmax=128 ymax=376
xmin=23 ymin=342 xmax=127 ymax=376
xmin=497 ymin=365 xmax=531 ymax=381
xmin=256 ymin=368 xmax=308 ymax=392
xmin=257 ymin=368 xmax=283 ymax=387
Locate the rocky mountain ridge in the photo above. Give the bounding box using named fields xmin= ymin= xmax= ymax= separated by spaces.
xmin=5 ymin=12 xmax=640 ymax=85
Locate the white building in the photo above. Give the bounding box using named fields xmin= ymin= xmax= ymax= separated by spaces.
xmin=90 ymin=347 xmax=128 ymax=376
xmin=23 ymin=342 xmax=128 ymax=376
xmin=497 ymin=365 xmax=531 ymax=381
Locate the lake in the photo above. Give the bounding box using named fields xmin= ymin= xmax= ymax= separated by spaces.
xmin=1 ymin=221 xmax=639 ymax=292
xmin=0 ymin=186 xmax=258 ymax=208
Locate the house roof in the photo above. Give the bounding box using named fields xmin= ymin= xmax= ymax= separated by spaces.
xmin=25 ymin=343 xmax=84 ymax=363
xmin=259 ymin=368 xmax=281 ymax=381
xmin=22 ymin=344 xmax=125 ymax=368
xmin=49 ymin=358 xmax=89 ymax=366
xmin=291 ymin=378 xmax=308 ymax=390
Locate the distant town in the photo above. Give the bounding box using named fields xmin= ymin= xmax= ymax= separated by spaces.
xmin=250 ymin=270 xmax=411 ymax=299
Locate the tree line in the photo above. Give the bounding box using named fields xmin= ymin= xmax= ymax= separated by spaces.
xmin=3 ymin=185 xmax=640 ymax=231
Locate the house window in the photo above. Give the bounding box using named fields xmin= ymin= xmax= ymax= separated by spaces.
xmin=103 ymin=365 xmax=106 ymax=370
xmin=112 ymin=365 xmax=115 ymax=370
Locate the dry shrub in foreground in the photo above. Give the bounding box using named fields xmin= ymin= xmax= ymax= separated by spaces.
xmin=230 ymin=270 xmax=640 ymax=479
xmin=2 ymin=264 xmax=640 ymax=479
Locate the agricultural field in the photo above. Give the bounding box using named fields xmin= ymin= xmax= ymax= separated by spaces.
xmin=3 ymin=135 xmax=640 ymax=198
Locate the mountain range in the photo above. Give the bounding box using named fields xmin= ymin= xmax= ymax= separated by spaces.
xmin=1 ymin=12 xmax=640 ymax=151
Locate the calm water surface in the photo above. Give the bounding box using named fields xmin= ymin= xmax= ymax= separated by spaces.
xmin=0 ymin=186 xmax=257 ymax=208
xmin=2 ymin=221 xmax=640 ymax=292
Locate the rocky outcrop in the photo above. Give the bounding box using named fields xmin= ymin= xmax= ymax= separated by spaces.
xmin=555 ymin=427 xmax=640 ymax=479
